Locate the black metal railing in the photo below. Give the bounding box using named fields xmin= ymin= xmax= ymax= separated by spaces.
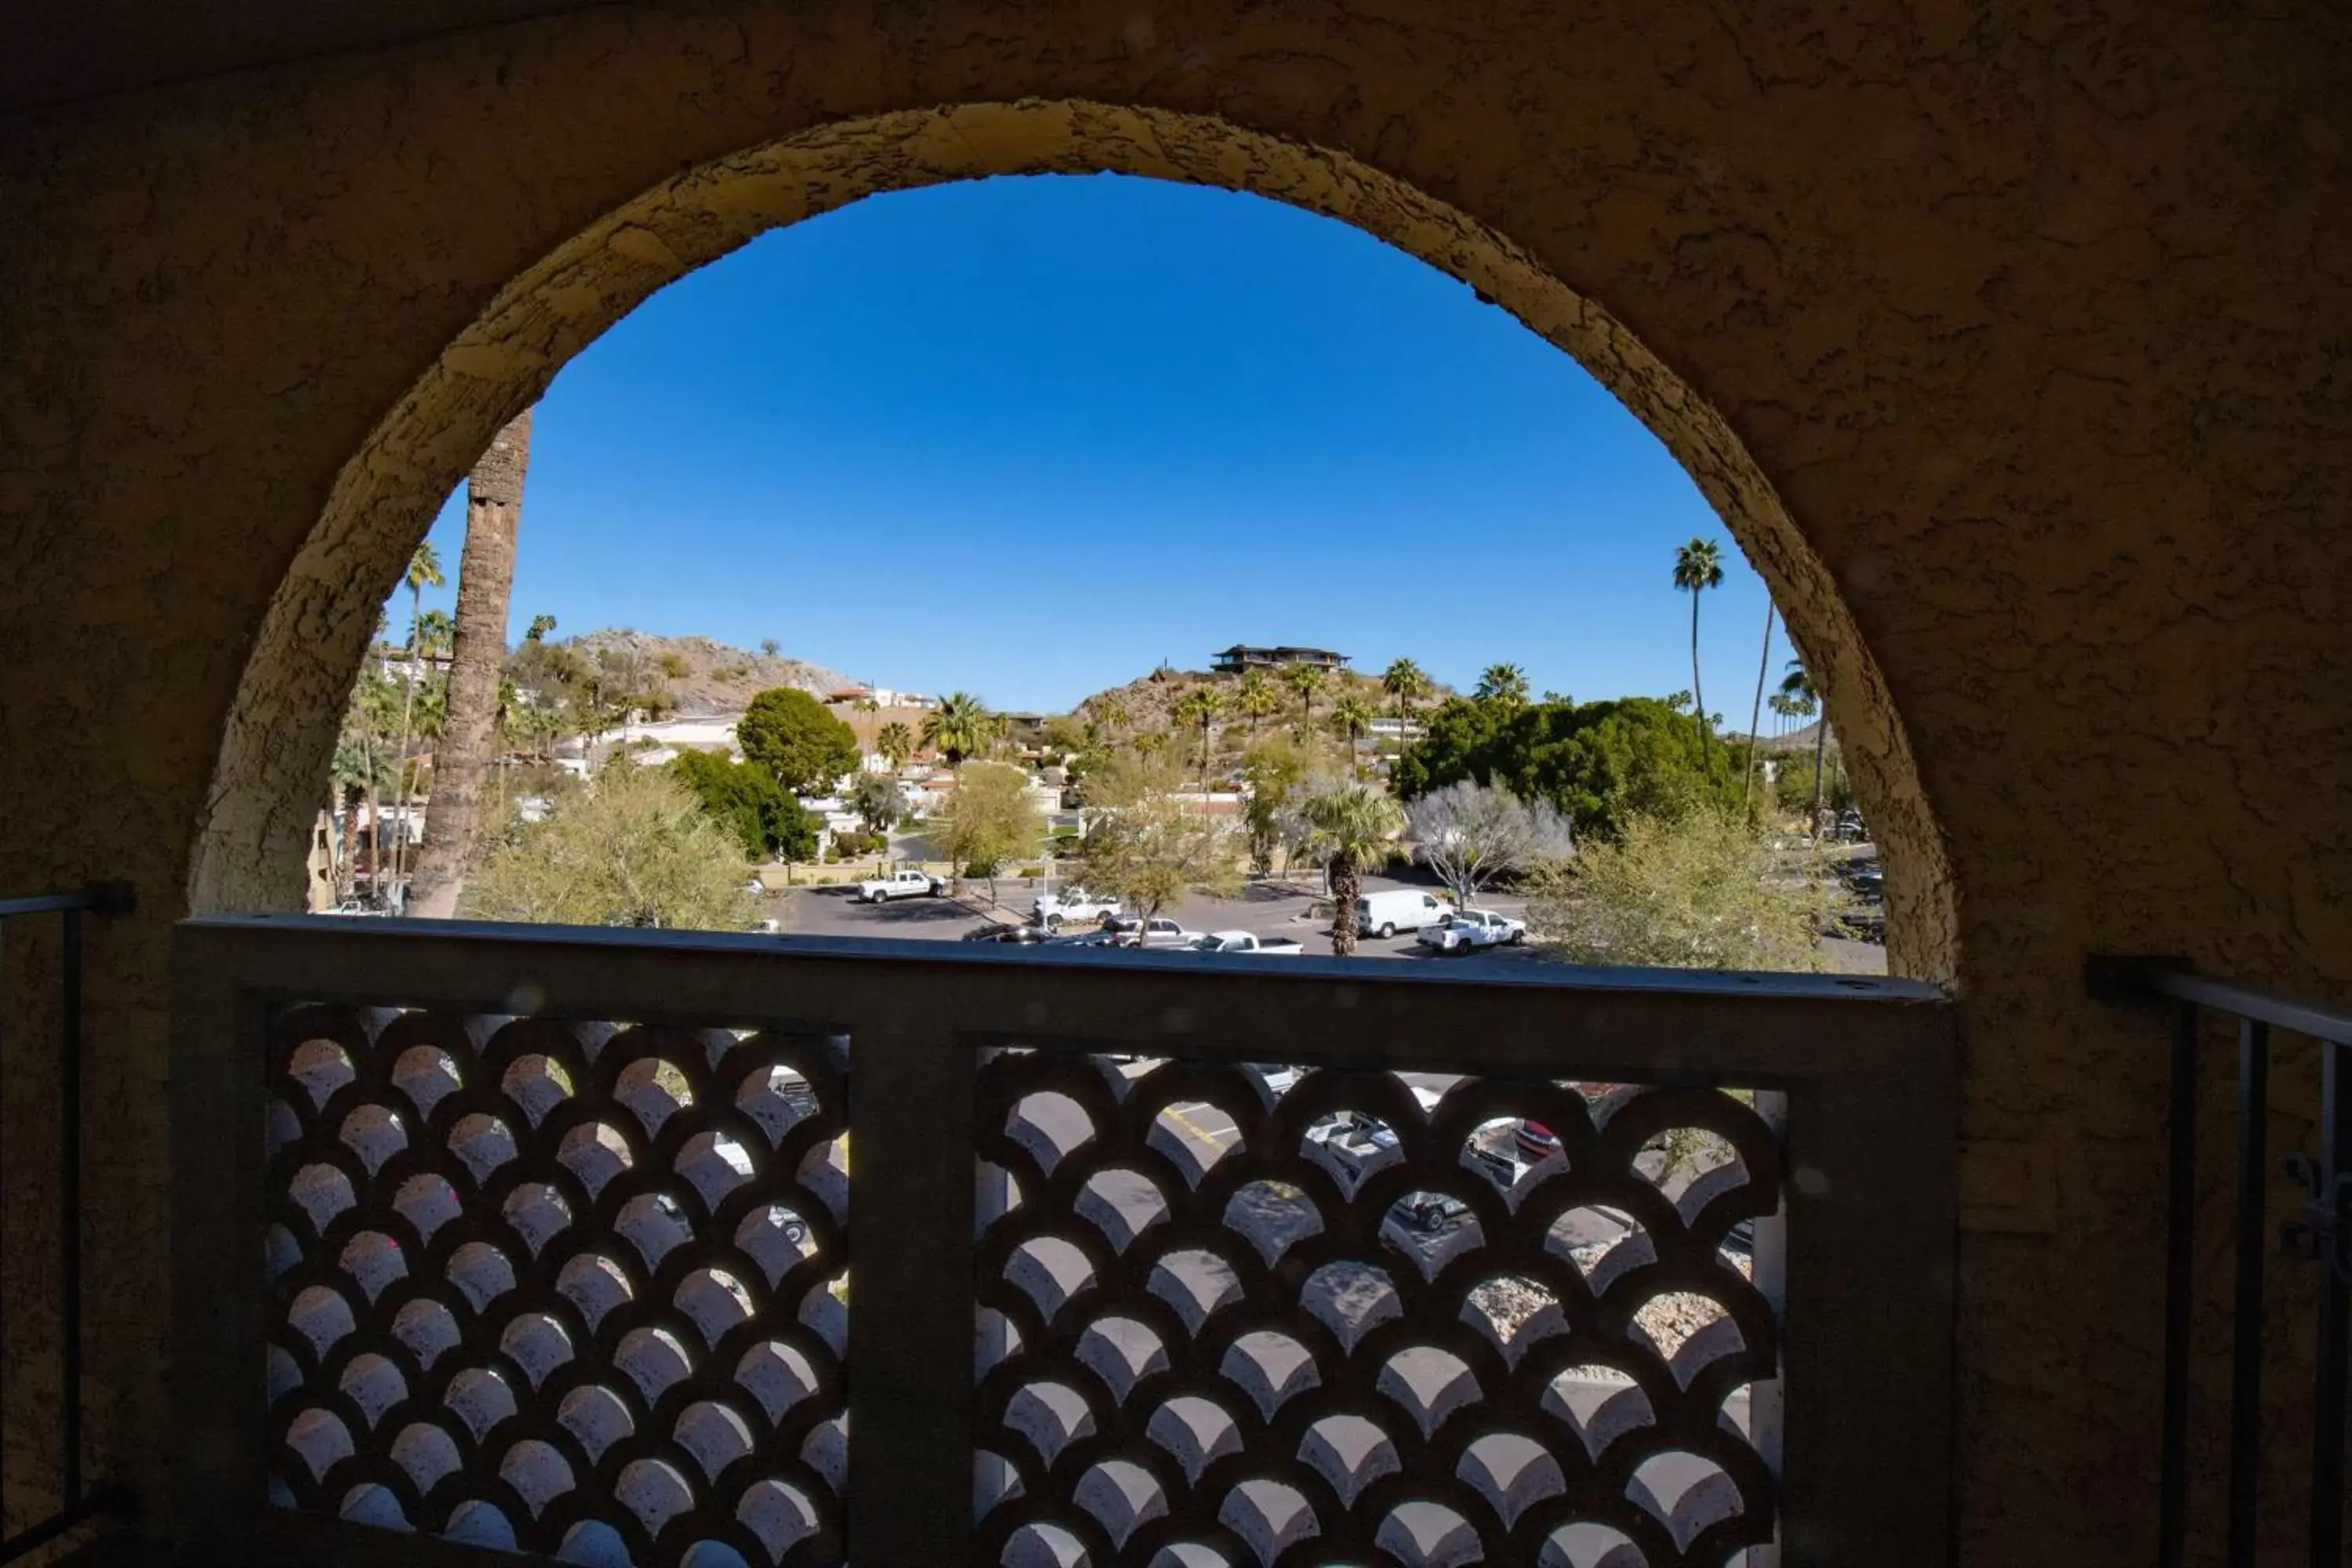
xmin=0 ymin=883 xmax=134 ymax=1563
xmin=172 ymin=915 xmax=1958 ymax=1567
xmin=2090 ymin=956 xmax=2352 ymax=1568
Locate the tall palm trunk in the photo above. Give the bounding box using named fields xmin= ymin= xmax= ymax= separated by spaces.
xmin=409 ymin=408 xmax=532 ymax=918
xmin=1330 ymin=855 xmax=1364 ymax=956
xmin=338 ymin=783 xmax=362 ymax=899
xmin=1690 ymin=592 xmax=1710 ymax=765
xmin=390 ymin=586 xmax=423 ymax=898
xmin=1742 ymin=605 xmax=1775 ymax=808
xmin=1811 ymin=714 xmax=1831 ymax=832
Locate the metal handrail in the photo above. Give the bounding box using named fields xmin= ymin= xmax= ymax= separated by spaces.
xmin=2089 ymin=955 xmax=2352 ymax=1568
xmin=2089 ymin=955 xmax=2352 ymax=1047
xmin=1 ymin=882 xmax=136 ymax=1564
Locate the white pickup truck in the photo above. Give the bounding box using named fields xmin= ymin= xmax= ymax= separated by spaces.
xmin=1182 ymin=930 xmax=1305 ymax=956
xmin=856 ymin=868 xmax=948 ymax=903
xmin=1033 ymin=886 xmax=1123 ymax=929
xmin=1416 ymin=908 xmax=1527 ymax=953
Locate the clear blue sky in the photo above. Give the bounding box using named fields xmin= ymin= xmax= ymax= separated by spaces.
xmin=401 ymin=173 xmax=1794 ymax=718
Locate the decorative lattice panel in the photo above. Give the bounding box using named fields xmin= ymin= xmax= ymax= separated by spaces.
xmin=263 ymin=1005 xmax=848 ymax=1566
xmin=975 ymin=1054 xmax=1780 ymax=1567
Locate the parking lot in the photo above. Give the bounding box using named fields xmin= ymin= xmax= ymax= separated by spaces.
xmin=768 ymin=869 xmax=1537 ymax=960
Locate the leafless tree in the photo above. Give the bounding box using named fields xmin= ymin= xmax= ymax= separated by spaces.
xmin=1405 ymin=780 xmax=1574 ymax=908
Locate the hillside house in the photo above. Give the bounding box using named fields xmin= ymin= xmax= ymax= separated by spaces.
xmin=1210 ymin=644 xmax=1350 ymax=674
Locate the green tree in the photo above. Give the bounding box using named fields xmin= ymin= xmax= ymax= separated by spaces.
xmin=1171 ymin=686 xmax=1225 ymax=779
xmin=1382 ymin=657 xmax=1431 ymax=730
xmin=923 ymin=691 xmax=999 ymax=764
xmin=1329 ymin=693 xmax=1375 ymax=771
xmin=1080 ymin=752 xmax=1243 ymax=924
xmin=1133 ymin=729 xmax=1170 ymax=762
xmin=737 ymin=686 xmax=861 ymax=795
xmin=1772 ymin=746 xmax=1854 ymax=819
xmin=1475 ymin=663 xmax=1529 ymax=706
xmin=414 ymin=608 xmax=454 ymax=656
xmin=1672 ymin=536 xmax=1726 ymax=764
xmin=1526 ymin=807 xmax=1830 ymax=971
xmin=931 ymin=760 xmax=1043 ymax=907
xmin=666 ymin=749 xmax=818 ymax=861
xmin=1780 ymin=659 xmax=1832 ymax=829
xmin=1236 ymin=673 xmax=1281 ymax=736
xmin=1239 ymin=735 xmax=1310 ymax=878
xmin=1393 ymin=693 xmax=1741 ymax=840
xmin=1094 ymin=695 xmax=1131 ymax=735
xmin=463 ymin=765 xmax=761 ymax=929
xmin=412 ymin=405 xmax=532 ymax=920
xmin=331 ymin=666 xmax=404 ymax=900
xmin=876 ymin=721 xmax=915 ymax=772
xmin=848 ymin=771 xmax=904 ymax=837
xmin=760 ymin=637 xmax=780 ymax=658
xmin=1283 ymin=662 xmax=1328 ymax=728
xmin=1298 ymin=779 xmax=1403 ymax=956
xmin=525 ymin=613 xmax=557 ymax=642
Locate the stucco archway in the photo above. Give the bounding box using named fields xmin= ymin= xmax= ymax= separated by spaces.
xmin=188 ymin=98 xmax=1952 ymax=978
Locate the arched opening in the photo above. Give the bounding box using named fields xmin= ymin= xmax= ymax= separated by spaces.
xmin=189 ymin=98 xmax=1951 ymax=982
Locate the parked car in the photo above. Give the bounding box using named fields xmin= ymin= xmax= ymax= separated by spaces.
xmin=1837 ymin=859 xmax=1885 ymax=896
xmin=1181 ymin=931 xmax=1305 ymax=956
xmin=1033 ymin=886 xmax=1123 ymax=929
xmin=1103 ymin=916 xmax=1198 ymax=949
xmin=1379 ymin=1193 xmax=1479 ymax=1270
xmin=1514 ymin=1120 xmax=1560 ymax=1161
xmin=1417 ymin=909 xmax=1527 ymax=953
xmin=1355 ymin=888 xmax=1452 ymax=939
xmin=1306 ymin=1087 xmax=1444 ymax=1176
xmin=961 ymin=922 xmax=1053 ymax=945
xmin=858 ymin=868 xmax=947 ymax=903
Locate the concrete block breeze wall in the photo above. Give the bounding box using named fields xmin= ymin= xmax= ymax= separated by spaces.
xmin=0 ymin=3 xmax=2347 ymax=1561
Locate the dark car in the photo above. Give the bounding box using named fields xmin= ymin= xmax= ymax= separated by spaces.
xmin=962 ymin=922 xmax=1053 ymax=945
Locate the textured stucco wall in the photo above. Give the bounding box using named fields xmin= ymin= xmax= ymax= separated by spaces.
xmin=2 ymin=2 xmax=2347 ymax=1561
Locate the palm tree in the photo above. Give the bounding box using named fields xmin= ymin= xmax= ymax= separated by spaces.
xmin=1672 ymin=537 xmax=1725 ymax=764
xmin=524 ymin=612 xmax=557 ymax=643
xmin=877 ymin=721 xmax=914 ymax=773
xmin=1780 ymin=659 xmax=1828 ymax=830
xmin=1171 ymin=688 xmax=1225 ymax=782
xmin=1095 ymin=695 xmax=1131 ymax=736
xmin=923 ymin=691 xmax=997 ymax=764
xmin=1382 ymin=657 xmax=1430 ymax=731
xmin=414 ymin=608 xmax=454 ymax=661
xmin=1475 ymin=663 xmax=1529 ymax=705
xmin=1301 ymin=782 xmax=1403 ymax=956
xmin=1237 ymin=673 xmax=1280 ymax=736
xmin=386 ymin=543 xmax=445 ymax=899
xmin=1133 ymin=729 xmax=1170 ymax=762
xmin=1283 ymin=662 xmax=1328 ymax=729
xmin=1742 ymin=604 xmax=1777 ymax=810
xmin=411 ymin=406 xmax=532 ymax=920
xmin=1329 ymin=694 xmax=1375 ymax=773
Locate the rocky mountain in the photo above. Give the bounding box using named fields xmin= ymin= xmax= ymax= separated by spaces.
xmin=567 ymin=630 xmax=849 ymax=716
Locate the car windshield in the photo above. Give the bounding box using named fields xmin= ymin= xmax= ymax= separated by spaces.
xmin=1185 ymin=935 xmax=1225 ymax=951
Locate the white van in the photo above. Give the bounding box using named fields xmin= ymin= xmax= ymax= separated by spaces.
xmin=1355 ymin=888 xmax=1451 ymax=938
